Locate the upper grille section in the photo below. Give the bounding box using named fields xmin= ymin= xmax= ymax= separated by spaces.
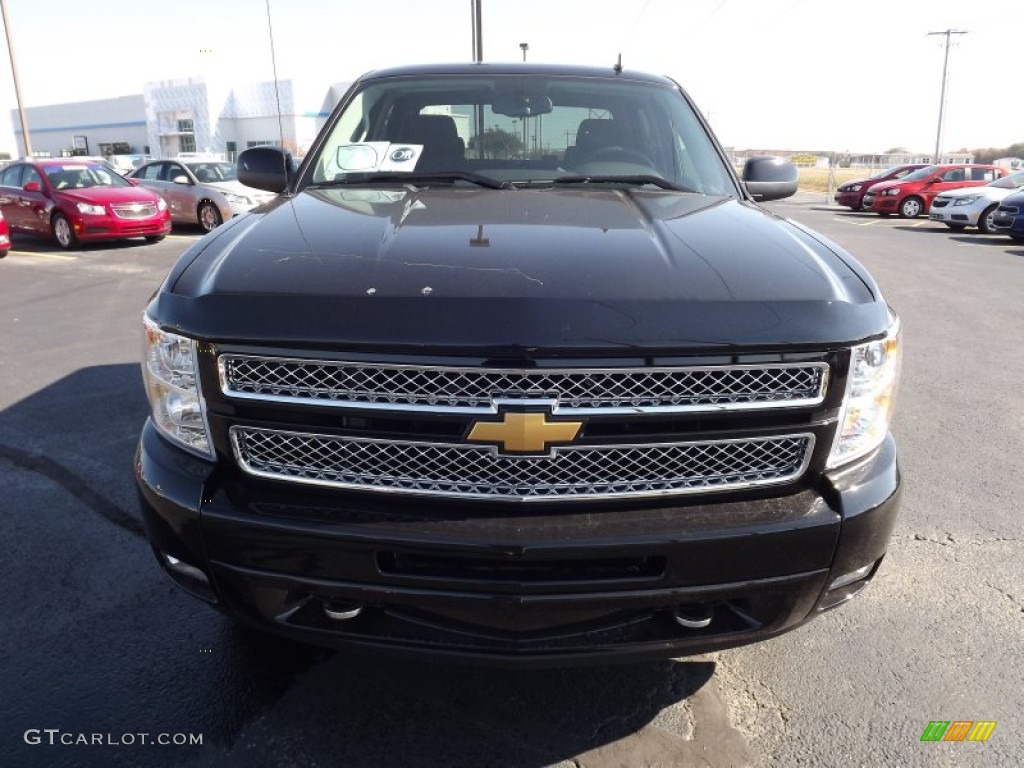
xmin=219 ymin=356 xmax=828 ymax=415
xmin=111 ymin=202 xmax=158 ymax=219
xmin=231 ymin=427 xmax=815 ymax=502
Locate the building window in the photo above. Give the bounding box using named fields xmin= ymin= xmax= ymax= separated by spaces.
xmin=180 ymin=135 xmax=196 ymax=153
xmin=177 ymin=119 xmax=194 ymax=134
xmin=247 ymin=140 xmax=273 ymax=148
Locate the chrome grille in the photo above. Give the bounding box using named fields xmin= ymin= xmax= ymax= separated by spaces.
xmin=219 ymin=357 xmax=827 ymax=414
xmin=230 ymin=427 xmax=814 ymax=502
xmin=111 ymin=202 xmax=158 ymax=219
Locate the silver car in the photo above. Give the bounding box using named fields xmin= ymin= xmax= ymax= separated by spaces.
xmin=129 ymin=159 xmax=276 ymax=231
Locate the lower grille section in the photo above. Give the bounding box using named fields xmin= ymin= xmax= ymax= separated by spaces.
xmin=230 ymin=427 xmax=814 ymax=502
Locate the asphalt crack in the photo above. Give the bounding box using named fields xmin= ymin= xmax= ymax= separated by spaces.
xmin=0 ymin=442 xmax=144 ymax=537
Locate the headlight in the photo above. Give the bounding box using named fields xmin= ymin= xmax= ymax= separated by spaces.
xmin=850 ymin=184 xmax=862 ymax=192
xmin=223 ymin=192 xmax=251 ymax=206
xmin=76 ymin=202 xmax=106 ymax=215
xmin=953 ymin=196 xmax=980 ymax=206
xmin=157 ymin=197 xmax=168 ymax=211
xmin=142 ymin=315 xmax=214 ymax=458
xmin=828 ymin=316 xmax=902 ymax=468
xmin=882 ymin=188 xmax=901 ymax=196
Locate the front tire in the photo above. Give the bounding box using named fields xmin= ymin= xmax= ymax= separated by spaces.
xmin=976 ymin=205 xmax=997 ymax=235
xmin=145 ymin=235 xmax=166 ymax=243
xmin=197 ymin=202 xmax=222 ymax=232
xmin=52 ymin=213 xmax=79 ymax=249
xmin=0 ymin=248 xmax=8 ymax=259
xmin=898 ymin=196 xmax=924 ymax=218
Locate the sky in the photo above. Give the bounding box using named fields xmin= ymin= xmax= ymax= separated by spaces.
xmin=0 ymin=0 xmax=1020 ymax=157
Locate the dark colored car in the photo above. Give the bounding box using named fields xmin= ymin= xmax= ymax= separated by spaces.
xmin=0 ymin=207 xmax=9 ymax=257
xmin=834 ymin=164 xmax=928 ymax=210
xmin=0 ymin=159 xmax=171 ymax=249
xmin=136 ymin=63 xmax=902 ymax=666
xmin=863 ymin=163 xmax=1008 ymax=218
xmin=991 ymin=189 xmax=1024 ymax=240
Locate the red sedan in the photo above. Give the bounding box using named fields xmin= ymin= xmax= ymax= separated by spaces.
xmin=862 ymin=163 xmax=1008 ymax=218
xmin=0 ymin=159 xmax=171 ymax=249
xmin=834 ymin=164 xmax=928 ymax=210
xmin=0 ymin=207 xmax=9 ymax=257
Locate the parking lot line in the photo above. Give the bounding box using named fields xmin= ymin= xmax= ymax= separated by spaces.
xmin=7 ymin=250 xmax=76 ymax=261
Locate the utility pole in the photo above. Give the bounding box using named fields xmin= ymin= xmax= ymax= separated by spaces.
xmin=1 ymin=0 xmax=32 ymax=156
xmin=927 ymin=29 xmax=967 ymax=164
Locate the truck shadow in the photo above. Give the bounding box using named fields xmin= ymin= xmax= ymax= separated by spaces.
xmin=0 ymin=365 xmax=717 ymax=768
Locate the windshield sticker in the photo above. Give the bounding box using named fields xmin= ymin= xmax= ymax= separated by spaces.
xmin=335 ymin=142 xmax=423 ymax=173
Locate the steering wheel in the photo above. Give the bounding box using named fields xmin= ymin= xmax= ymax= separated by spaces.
xmin=585 ymin=146 xmax=656 ymax=167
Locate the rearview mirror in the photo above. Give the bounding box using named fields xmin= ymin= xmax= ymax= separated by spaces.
xmin=491 ymin=93 xmax=553 ymax=117
xmin=23 ymin=181 xmax=40 ymax=192
xmin=172 ymin=175 xmax=190 ymax=185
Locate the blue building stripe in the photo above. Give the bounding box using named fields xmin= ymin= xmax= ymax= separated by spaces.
xmin=13 ymin=120 xmax=147 ymax=135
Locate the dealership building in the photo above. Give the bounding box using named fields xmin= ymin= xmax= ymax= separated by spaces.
xmin=9 ymin=76 xmax=351 ymax=161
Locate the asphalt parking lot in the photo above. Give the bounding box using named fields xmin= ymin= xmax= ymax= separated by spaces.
xmin=1 ymin=204 xmax=1022 ymax=768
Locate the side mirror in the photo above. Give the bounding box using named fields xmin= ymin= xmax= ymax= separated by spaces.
xmin=238 ymin=146 xmax=294 ymax=193
xmin=23 ymin=181 xmax=41 ymax=193
xmin=741 ymin=156 xmax=799 ymax=202
xmin=171 ymin=175 xmax=191 ymax=185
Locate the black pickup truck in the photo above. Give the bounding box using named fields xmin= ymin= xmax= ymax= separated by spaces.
xmin=137 ymin=63 xmax=902 ymax=666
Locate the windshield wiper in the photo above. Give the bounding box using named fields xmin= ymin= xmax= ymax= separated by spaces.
xmin=550 ymin=175 xmax=694 ymax=192
xmin=312 ymin=171 xmax=510 ymax=190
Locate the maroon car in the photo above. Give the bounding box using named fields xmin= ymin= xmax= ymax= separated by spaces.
xmin=834 ymin=164 xmax=928 ymax=210
xmin=0 ymin=159 xmax=171 ymax=249
xmin=0 ymin=207 xmax=9 ymax=257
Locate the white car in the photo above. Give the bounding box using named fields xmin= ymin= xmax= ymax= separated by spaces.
xmin=129 ymin=159 xmax=277 ymax=231
xmin=928 ymin=170 xmax=1024 ymax=233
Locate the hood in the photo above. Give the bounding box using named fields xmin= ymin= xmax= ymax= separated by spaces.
xmin=936 ymin=185 xmax=1016 ymax=201
xmin=58 ymin=186 xmax=161 ymax=205
xmin=158 ymin=187 xmax=887 ymax=352
xmin=205 ymin=179 xmax=277 ymax=202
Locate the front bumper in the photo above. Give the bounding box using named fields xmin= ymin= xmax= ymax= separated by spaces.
xmin=136 ymin=420 xmax=901 ymax=666
xmin=835 ymin=191 xmax=864 ymax=208
xmin=868 ymin=195 xmax=900 ymax=213
xmin=991 ymin=210 xmax=1023 ymax=236
xmin=75 ymin=211 xmax=171 ymax=241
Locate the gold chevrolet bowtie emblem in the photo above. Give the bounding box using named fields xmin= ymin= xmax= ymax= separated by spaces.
xmin=467 ymin=412 xmax=583 ymax=454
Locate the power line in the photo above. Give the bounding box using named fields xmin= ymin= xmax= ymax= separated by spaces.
xmin=927 ymin=29 xmax=967 ymax=163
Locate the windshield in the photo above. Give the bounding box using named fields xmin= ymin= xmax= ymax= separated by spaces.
xmin=989 ymin=170 xmax=1024 ymax=189
xmin=306 ymin=73 xmax=736 ymax=195
xmin=869 ymin=165 xmax=920 ymax=180
xmin=187 ymin=162 xmax=237 ymax=183
xmin=899 ymin=165 xmax=939 ymax=182
xmin=44 ymin=163 xmax=131 ymax=189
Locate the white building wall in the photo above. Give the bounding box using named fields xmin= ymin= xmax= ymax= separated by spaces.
xmin=11 ymin=95 xmax=147 ymax=158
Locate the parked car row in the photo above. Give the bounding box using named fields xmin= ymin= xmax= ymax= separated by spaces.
xmin=0 ymin=155 xmax=278 ymax=251
xmin=836 ymin=163 xmax=1024 ymax=239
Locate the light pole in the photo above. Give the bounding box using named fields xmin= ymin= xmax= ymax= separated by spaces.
xmin=1 ymin=0 xmax=32 ymax=156
xmin=520 ymin=42 xmax=528 ymax=61
xmin=519 ymin=43 xmax=529 ymax=156
xmin=927 ymin=29 xmax=967 ymax=164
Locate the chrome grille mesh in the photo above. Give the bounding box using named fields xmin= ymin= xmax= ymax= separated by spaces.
xmin=220 ymin=357 xmax=827 ymax=413
xmin=231 ymin=427 xmax=814 ymax=502
xmin=110 ymin=202 xmax=158 ymax=219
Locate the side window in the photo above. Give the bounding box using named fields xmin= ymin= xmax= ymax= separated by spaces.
xmin=164 ymin=164 xmax=186 ymax=182
xmin=941 ymin=168 xmax=965 ymax=182
xmin=1 ymin=164 xmax=24 ymax=187
xmin=969 ymin=168 xmax=995 ymax=182
xmin=23 ymin=167 xmax=43 ymax=188
xmin=139 ymin=163 xmax=163 ymax=180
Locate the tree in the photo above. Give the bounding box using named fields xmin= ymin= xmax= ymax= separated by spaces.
xmin=468 ymin=127 xmax=522 ymax=159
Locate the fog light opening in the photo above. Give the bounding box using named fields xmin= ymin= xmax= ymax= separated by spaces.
xmin=673 ymin=605 xmax=713 ymax=629
xmin=157 ymin=549 xmax=216 ymax=602
xmin=829 ymin=562 xmax=874 ymax=591
xmin=323 ymin=599 xmax=363 ymax=622
xmin=162 ymin=552 xmax=209 ymax=584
